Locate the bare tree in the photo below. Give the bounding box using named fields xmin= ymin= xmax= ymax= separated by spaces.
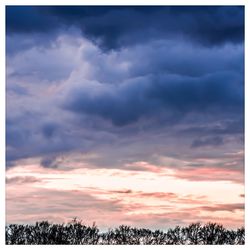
xmin=5 ymin=221 xmax=245 ymax=245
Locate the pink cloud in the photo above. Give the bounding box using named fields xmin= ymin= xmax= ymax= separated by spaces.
xmin=171 ymin=166 xmax=243 ymax=184
xmin=5 ymin=160 xmax=244 ymax=230
xmin=196 ymin=203 xmax=244 ymax=213
xmin=124 ymin=161 xmax=165 ymax=173
xmin=6 ymin=183 xmax=244 ymax=230
xmin=6 ymin=176 xmax=41 ymax=184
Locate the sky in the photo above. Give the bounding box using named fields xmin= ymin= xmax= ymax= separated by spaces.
xmin=6 ymin=6 xmax=244 ymax=230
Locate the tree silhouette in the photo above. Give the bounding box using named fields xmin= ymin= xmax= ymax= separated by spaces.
xmin=5 ymin=220 xmax=245 ymax=245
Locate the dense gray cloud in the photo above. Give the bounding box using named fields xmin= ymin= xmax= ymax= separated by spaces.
xmin=40 ymin=156 xmax=58 ymax=169
xmin=6 ymin=6 xmax=244 ymax=172
xmin=191 ymin=136 xmax=224 ymax=148
xmin=63 ymin=71 xmax=243 ymax=126
xmin=6 ymin=6 xmax=244 ymax=50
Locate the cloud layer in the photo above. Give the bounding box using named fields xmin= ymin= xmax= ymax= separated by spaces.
xmin=6 ymin=6 xmax=244 ymax=49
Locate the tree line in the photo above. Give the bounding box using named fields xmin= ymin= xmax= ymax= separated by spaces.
xmin=5 ymin=220 xmax=245 ymax=245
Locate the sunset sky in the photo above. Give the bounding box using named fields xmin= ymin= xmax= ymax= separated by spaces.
xmin=6 ymin=6 xmax=244 ymax=230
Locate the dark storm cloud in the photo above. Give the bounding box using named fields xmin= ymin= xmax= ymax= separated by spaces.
xmin=180 ymin=119 xmax=244 ymax=137
xmin=6 ymin=6 xmax=59 ymax=34
xmin=125 ymin=40 xmax=244 ymax=79
xmin=6 ymin=103 xmax=118 ymax=167
xmin=63 ymin=71 xmax=243 ymax=127
xmin=6 ymin=6 xmax=244 ymax=49
xmin=6 ymin=117 xmax=31 ymax=148
xmin=191 ymin=136 xmax=224 ymax=148
xmin=6 ymin=6 xmax=244 ymax=170
xmin=40 ymin=156 xmax=58 ymax=169
xmin=6 ymin=114 xmax=80 ymax=166
xmin=41 ymin=122 xmax=59 ymax=139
